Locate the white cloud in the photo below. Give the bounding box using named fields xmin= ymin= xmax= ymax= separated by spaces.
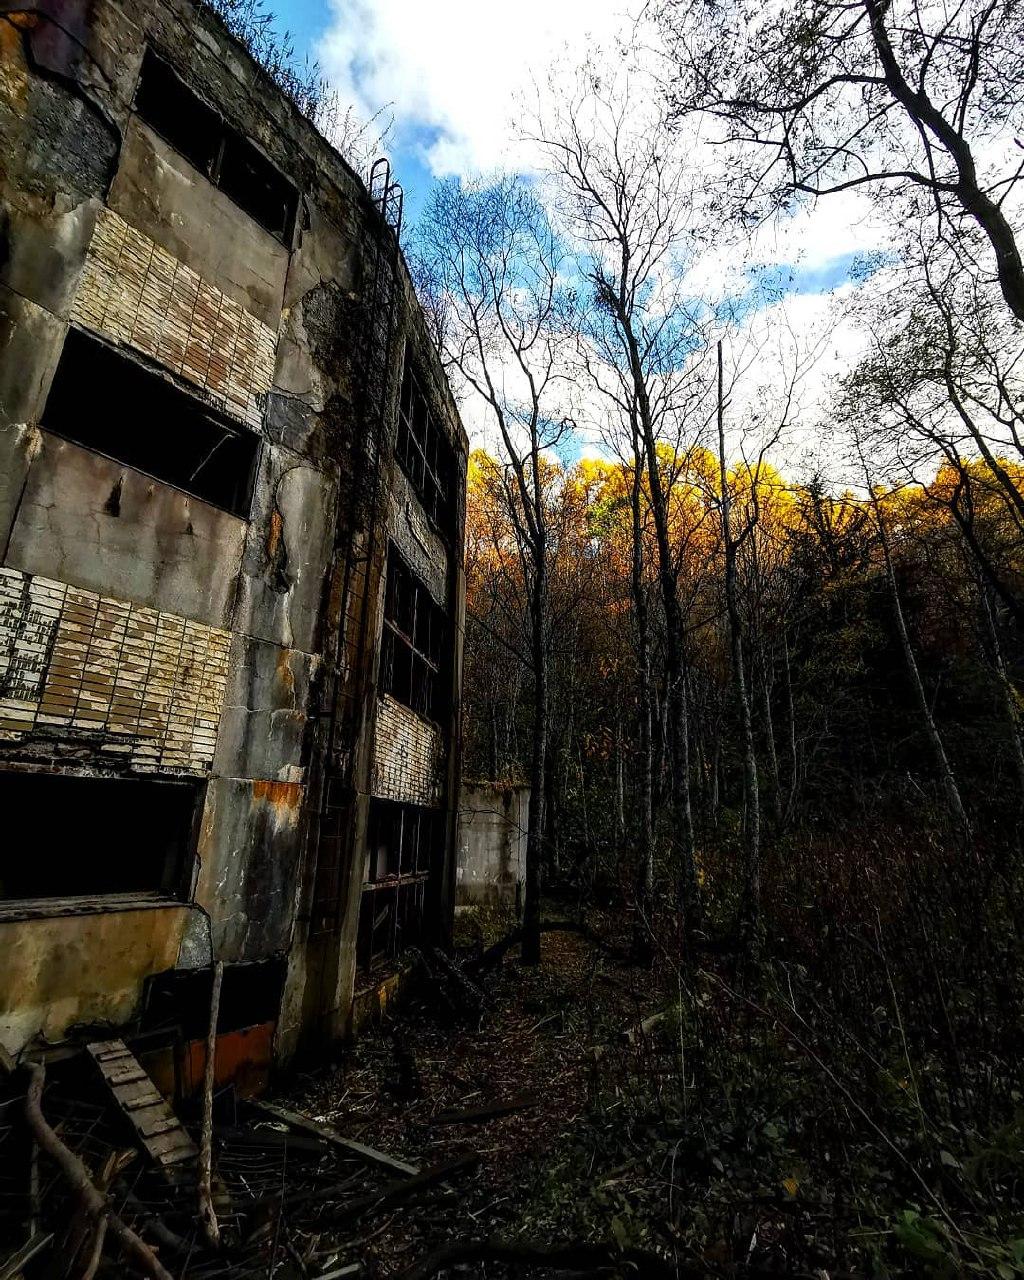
xmin=319 ymin=0 xmax=635 ymax=177
xmin=315 ymin=0 xmax=897 ymax=478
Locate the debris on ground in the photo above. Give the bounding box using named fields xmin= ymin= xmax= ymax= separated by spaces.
xmin=0 ymin=916 xmax=674 ymax=1279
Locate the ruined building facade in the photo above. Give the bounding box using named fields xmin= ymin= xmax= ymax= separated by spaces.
xmin=0 ymin=0 xmax=466 ymax=1084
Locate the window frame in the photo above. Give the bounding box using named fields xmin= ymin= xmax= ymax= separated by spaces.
xmin=0 ymin=769 xmax=201 ymax=909
xmin=357 ymin=799 xmax=444 ymax=975
xmin=42 ymin=327 xmax=262 ymax=520
xmin=133 ymin=47 xmax=299 ymax=246
xmin=395 ymin=351 xmax=457 ymax=535
xmin=379 ymin=545 xmax=448 ymax=725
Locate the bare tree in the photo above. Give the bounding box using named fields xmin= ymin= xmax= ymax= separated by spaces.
xmin=841 ymin=228 xmax=1024 ymax=625
xmin=715 ymin=340 xmax=762 ymax=944
xmin=536 ymin=66 xmax=710 ymax=945
xmin=627 ymin=418 xmax=657 ymax=950
xmin=659 ymin=0 xmax=1024 ymax=324
xmin=855 ymin=435 xmax=973 ymax=840
xmin=415 ymin=177 xmax=574 ymax=964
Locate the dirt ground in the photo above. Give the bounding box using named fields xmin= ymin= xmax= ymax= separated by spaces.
xmin=0 ymin=916 xmax=676 ymax=1280
xmin=283 ymin=919 xmax=672 ymax=1278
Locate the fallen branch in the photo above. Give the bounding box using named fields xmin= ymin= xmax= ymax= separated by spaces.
xmin=0 ymin=1233 xmax=52 ymax=1280
xmin=396 ymin=1237 xmax=682 ymax=1279
xmin=318 ymin=1153 xmax=480 ymax=1228
xmin=432 ymin=1094 xmax=538 ymax=1125
xmin=75 ymin=1149 xmax=136 ymax=1280
xmin=217 ymin=1123 xmax=327 ymax=1155
xmin=620 ymin=1011 xmax=667 ymax=1046
xmin=430 ymin=947 xmax=486 ymax=1019
xmin=117 ymin=1187 xmax=188 ymax=1258
xmin=253 ymin=1151 xmax=477 ymax=1217
xmin=471 ymin=916 xmax=624 ymax=972
xmin=469 ymin=920 xmax=611 ymax=975
xmin=198 ymin=959 xmax=224 ymax=1250
xmin=22 ymin=1062 xmax=173 ymax=1280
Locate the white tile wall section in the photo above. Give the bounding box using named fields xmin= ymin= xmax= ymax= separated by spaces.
xmin=70 ymin=207 xmax=277 ymax=428
xmin=372 ymin=694 xmax=444 ymax=807
xmin=0 ymin=567 xmax=230 ymax=774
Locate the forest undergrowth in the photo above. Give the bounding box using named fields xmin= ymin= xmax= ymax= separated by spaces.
xmin=297 ymin=831 xmax=1024 ymax=1279
xmin=511 ymin=829 xmax=1024 ymax=1280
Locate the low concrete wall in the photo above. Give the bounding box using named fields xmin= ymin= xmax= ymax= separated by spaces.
xmin=456 ymin=784 xmax=529 ymax=910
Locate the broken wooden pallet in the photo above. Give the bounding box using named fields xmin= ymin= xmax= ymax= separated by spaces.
xmin=86 ymin=1040 xmax=197 ymax=1185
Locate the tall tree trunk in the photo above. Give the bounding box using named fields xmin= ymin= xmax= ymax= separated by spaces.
xmin=781 ymin=630 xmax=799 ymax=822
xmin=614 ymin=705 xmax=626 ymax=848
xmin=761 ymin=659 xmax=783 ymax=824
xmin=717 ymin=341 xmax=761 ymax=947
xmin=629 ymin=438 xmax=655 ymax=958
xmin=874 ymin=493 xmax=970 ymax=841
xmin=620 ymin=315 xmax=702 ymax=943
xmin=979 ymin=581 xmax=1024 ymax=822
xmin=544 ymin=727 xmax=559 ymax=876
xmin=710 ymin=721 xmax=721 ymax=827
xmin=522 ymin=562 xmax=547 ymax=965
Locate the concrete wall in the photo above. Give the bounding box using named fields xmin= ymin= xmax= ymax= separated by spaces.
xmin=0 ymin=0 xmax=466 ymax=1066
xmin=456 ymin=784 xmax=530 ymax=910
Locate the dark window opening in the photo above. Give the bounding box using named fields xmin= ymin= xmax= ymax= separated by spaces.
xmin=0 ymin=772 xmax=198 ymax=902
xmin=380 ymin=545 xmax=448 ymax=723
xmin=141 ymin=958 xmax=287 ymax=1040
xmin=217 ymin=134 xmax=296 ymax=243
xmin=357 ymin=799 xmax=444 ymax=973
xmin=133 ymin=47 xmax=220 ymax=175
xmin=396 ymin=351 xmax=456 ymax=532
xmin=43 ymin=328 xmax=260 ymax=518
xmin=134 ymin=48 xmax=298 ymax=244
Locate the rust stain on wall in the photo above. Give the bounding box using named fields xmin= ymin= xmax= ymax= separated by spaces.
xmin=266 ymin=507 xmax=284 ymax=561
xmin=275 ymin=644 xmax=296 ymax=700
xmin=0 ymin=22 xmax=30 ymax=109
xmin=252 ymin=777 xmax=303 ymax=814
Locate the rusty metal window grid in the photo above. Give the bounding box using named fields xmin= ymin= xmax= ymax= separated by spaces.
xmin=395 ymin=350 xmax=456 ymax=534
xmin=357 ymin=799 xmax=442 ymax=973
xmin=380 ymin=545 xmax=447 ymax=724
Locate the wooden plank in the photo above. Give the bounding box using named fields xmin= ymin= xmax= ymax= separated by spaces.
xmin=86 ymin=1040 xmax=198 ymax=1186
xmin=250 ymin=1101 xmax=420 ymax=1177
xmin=431 ymin=1094 xmax=538 ymax=1126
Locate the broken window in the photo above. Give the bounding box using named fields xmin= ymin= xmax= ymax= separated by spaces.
xmin=141 ymin=958 xmax=287 ymax=1041
xmin=356 ymin=799 xmax=444 ymax=973
xmin=0 ymin=771 xmax=198 ymax=902
xmin=43 ymin=328 xmax=261 ymax=518
xmin=380 ymin=546 xmax=447 ymax=723
xmin=134 ymin=48 xmax=299 ymax=244
xmin=395 ymin=351 xmax=457 ymax=531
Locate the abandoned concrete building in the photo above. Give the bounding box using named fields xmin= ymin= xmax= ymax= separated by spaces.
xmin=0 ymin=0 xmax=467 ymax=1090
xmin=456 ymin=784 xmax=529 ymax=912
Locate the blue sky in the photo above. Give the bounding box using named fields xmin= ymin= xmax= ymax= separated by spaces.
xmin=269 ymin=0 xmax=884 ymax=276
xmin=267 ymin=4 xmax=452 ymax=224
xmin=264 ymin=0 xmax=885 ymax=461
